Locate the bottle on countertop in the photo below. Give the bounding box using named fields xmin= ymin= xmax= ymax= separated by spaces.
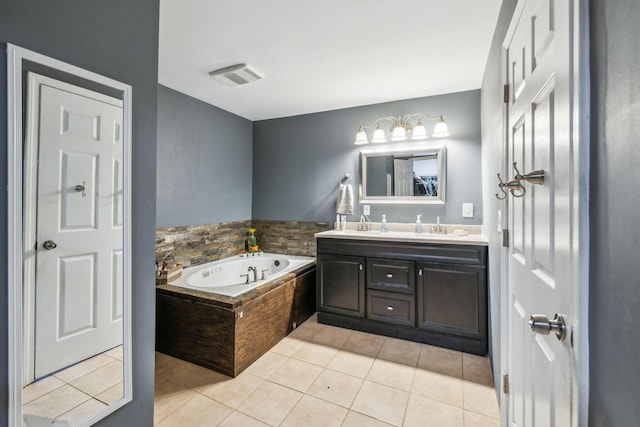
xmin=415 ymin=214 xmax=423 ymax=234
xmin=381 ymin=214 xmax=388 ymax=233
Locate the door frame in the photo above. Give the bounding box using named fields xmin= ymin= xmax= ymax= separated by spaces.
xmin=498 ymin=0 xmax=590 ymax=425
xmin=7 ymin=44 xmax=133 ymax=426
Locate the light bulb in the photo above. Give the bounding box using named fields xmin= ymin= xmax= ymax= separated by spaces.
xmin=354 ymin=125 xmax=369 ymax=145
xmin=390 ymin=122 xmax=407 ymax=141
xmin=371 ymin=123 xmax=387 ymax=143
xmin=432 ymin=115 xmax=450 ymax=137
xmin=411 ymin=119 xmax=428 ymax=140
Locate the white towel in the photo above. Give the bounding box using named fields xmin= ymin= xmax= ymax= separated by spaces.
xmin=336 ymin=183 xmax=354 ymax=215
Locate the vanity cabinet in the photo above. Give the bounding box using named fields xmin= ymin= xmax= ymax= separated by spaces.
xmin=316 ymin=236 xmax=487 ymax=355
xmin=317 ymin=254 xmax=365 ymax=318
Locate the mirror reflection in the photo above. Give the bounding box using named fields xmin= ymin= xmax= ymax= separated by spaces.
xmin=360 ymin=145 xmax=446 ymax=204
xmin=8 ymin=45 xmax=131 ymax=427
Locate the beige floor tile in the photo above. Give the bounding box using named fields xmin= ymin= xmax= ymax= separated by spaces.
xmin=310 ymin=324 xmax=353 ymax=348
xmin=22 ymin=375 xmax=65 ymax=404
xmin=412 ymin=369 xmax=464 ymax=407
xmin=153 ymin=378 xmax=198 ymax=424
xmin=326 ymin=350 xmax=375 ymax=379
xmin=95 ymin=382 xmax=123 ymax=405
xmin=306 ymin=368 xmax=363 ymax=408
xmin=418 ymin=344 xmax=463 ymax=378
xmin=155 ymin=394 xmax=232 ymax=427
xmin=199 ymin=372 xmax=265 ymax=408
xmin=342 ymin=331 xmax=385 ymax=358
xmin=23 ymin=384 xmax=91 ymax=419
xmin=280 ymin=394 xmax=348 ymax=427
xmin=70 ymin=360 xmax=123 ymax=396
xmin=377 ymin=338 xmax=421 ymax=367
xmin=218 ymin=411 xmax=269 ymax=427
xmin=54 ymin=354 xmax=114 ymax=383
xmin=290 ymin=340 xmax=339 ymax=367
xmin=268 ymin=358 xmax=323 ymax=392
xmin=288 ymin=320 xmax=324 ymax=340
xmin=366 ymin=358 xmax=416 ymax=392
xmin=243 ymin=351 xmax=289 ymax=379
xmin=463 ymin=381 xmax=500 ymax=419
xmin=103 ymin=345 xmax=124 ymax=361
xmin=351 ymin=380 xmax=409 ymax=427
xmin=270 ymin=336 xmax=305 ymax=357
xmin=464 ymin=410 xmax=501 ymax=427
xmin=341 ymin=411 xmax=395 ymax=427
xmin=56 ymin=398 xmax=107 ymax=425
xmin=155 ymin=355 xmax=227 ymax=389
xmin=463 ymin=354 xmax=494 ymax=386
xmin=404 ymin=393 xmax=464 ymax=427
xmin=236 ymin=381 xmax=302 ymax=426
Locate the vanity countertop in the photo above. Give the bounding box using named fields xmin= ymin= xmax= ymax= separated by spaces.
xmin=315 ymin=228 xmax=488 ymax=246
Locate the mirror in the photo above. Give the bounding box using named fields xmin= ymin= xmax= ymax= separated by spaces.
xmin=359 ymin=143 xmax=446 ymax=204
xmin=7 ymin=45 xmax=132 ymax=426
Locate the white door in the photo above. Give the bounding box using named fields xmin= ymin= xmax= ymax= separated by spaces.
xmin=393 ymin=159 xmax=414 ymax=196
xmin=29 ymin=74 xmax=124 ymax=379
xmin=504 ymin=0 xmax=582 ymax=425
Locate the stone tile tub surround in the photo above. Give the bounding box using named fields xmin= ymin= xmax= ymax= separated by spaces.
xmin=156 ymin=220 xmax=330 ymax=267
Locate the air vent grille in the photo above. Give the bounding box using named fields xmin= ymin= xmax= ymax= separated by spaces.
xmin=209 ymin=63 xmax=263 ymax=86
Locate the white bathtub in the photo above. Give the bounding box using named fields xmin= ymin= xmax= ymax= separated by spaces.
xmin=171 ymin=253 xmax=316 ymax=297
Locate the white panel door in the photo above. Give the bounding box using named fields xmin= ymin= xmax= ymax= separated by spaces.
xmin=504 ymin=0 xmax=579 ymax=426
xmin=393 ymin=159 xmax=414 ymax=196
xmin=34 ymin=80 xmax=123 ymax=378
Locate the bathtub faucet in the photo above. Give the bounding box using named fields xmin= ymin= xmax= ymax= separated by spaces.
xmin=248 ymin=266 xmax=258 ymax=282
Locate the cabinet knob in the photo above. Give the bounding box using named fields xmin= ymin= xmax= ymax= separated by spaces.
xmin=386 ymin=306 xmax=394 ymax=311
xmin=386 ymin=273 xmax=393 ymax=278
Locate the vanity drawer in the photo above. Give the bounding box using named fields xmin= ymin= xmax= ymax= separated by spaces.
xmin=367 ymin=258 xmax=415 ymax=294
xmin=367 ymin=290 xmax=415 ymax=326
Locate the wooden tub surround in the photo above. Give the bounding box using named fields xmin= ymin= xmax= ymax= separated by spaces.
xmin=156 ymin=263 xmax=316 ymax=377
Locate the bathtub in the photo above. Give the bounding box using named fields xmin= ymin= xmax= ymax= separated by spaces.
xmin=171 ymin=253 xmax=316 ymax=297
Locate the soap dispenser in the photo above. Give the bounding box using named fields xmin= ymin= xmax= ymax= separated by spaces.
xmin=381 ymin=215 xmax=388 ymax=233
xmin=415 ymin=214 xmax=423 ymax=234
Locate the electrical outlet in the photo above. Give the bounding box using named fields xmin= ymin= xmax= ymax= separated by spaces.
xmin=363 ymin=205 xmax=370 ymax=215
xmin=462 ymin=203 xmax=474 ymax=218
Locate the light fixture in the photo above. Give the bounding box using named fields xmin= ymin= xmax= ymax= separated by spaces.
xmin=353 ymin=113 xmax=449 ymax=145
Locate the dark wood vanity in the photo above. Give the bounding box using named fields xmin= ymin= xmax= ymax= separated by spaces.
xmin=316 ymin=234 xmax=488 ymax=355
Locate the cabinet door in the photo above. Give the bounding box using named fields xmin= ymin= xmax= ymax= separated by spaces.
xmin=417 ymin=262 xmax=487 ymax=339
xmin=317 ymin=254 xmax=365 ymax=318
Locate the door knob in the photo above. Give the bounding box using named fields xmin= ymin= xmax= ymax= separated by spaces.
xmin=42 ymin=240 xmax=57 ymax=250
xmin=528 ymin=313 xmax=567 ymax=341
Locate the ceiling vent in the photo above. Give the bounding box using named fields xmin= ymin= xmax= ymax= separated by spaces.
xmin=209 ymin=63 xmax=263 ymax=86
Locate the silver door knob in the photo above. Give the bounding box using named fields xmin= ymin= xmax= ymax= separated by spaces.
xmin=528 ymin=313 xmax=566 ymax=341
xmin=42 ymin=240 xmax=57 ymax=250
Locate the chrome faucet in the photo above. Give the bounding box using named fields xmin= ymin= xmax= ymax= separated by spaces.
xmin=357 ymin=215 xmax=371 ymax=231
xmin=248 ymin=266 xmax=258 ymax=282
xmin=431 ymin=216 xmax=447 ymax=234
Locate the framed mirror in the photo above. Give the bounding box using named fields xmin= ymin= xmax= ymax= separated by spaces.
xmin=359 ymin=143 xmax=446 ymax=204
xmin=7 ymin=45 xmax=132 ymax=426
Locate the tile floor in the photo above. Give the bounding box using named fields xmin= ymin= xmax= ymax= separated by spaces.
xmin=155 ymin=314 xmax=500 ymax=427
xmin=22 ymin=346 xmax=124 ymax=425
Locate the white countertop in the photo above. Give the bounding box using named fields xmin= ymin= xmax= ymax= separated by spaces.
xmin=315 ymin=229 xmax=488 ymax=246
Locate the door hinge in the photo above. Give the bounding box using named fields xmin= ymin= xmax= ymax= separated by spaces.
xmin=503 ymin=374 xmax=510 ymax=394
xmin=503 ymin=84 xmax=510 ymax=103
xmin=502 ymin=229 xmax=510 ymax=247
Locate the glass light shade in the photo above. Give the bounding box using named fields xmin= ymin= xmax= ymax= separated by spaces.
xmin=371 ymin=124 xmax=387 ymax=143
xmin=411 ymin=119 xmax=428 ymax=140
xmin=432 ymin=116 xmax=450 ymax=137
xmin=354 ymin=125 xmax=369 ymax=145
xmin=390 ymin=124 xmax=407 ymax=141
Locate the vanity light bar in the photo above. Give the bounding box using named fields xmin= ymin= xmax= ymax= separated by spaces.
xmin=354 ymin=113 xmax=449 ymax=145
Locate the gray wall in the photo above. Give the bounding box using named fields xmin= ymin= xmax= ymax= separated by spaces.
xmin=0 ymin=0 xmax=159 ymax=425
xmin=589 ymin=0 xmax=640 ymax=424
xmin=252 ymin=90 xmax=483 ymax=225
xmin=156 ymin=85 xmax=253 ymax=227
xmin=480 ymin=0 xmax=518 ymax=397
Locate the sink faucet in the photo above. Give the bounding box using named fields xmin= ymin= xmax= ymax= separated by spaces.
xmin=357 ymin=215 xmax=371 ymax=231
xmin=248 ymin=266 xmax=258 ymax=282
xmin=431 ymin=216 xmax=447 ymax=234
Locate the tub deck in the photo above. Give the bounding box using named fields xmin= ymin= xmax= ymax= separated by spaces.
xmin=156 ymin=262 xmax=316 ymax=377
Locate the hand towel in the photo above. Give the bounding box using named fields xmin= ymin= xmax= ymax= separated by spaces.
xmin=336 ymin=183 xmax=354 ymax=215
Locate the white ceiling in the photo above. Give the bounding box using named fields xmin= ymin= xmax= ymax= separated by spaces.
xmin=159 ymin=0 xmax=503 ymax=121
